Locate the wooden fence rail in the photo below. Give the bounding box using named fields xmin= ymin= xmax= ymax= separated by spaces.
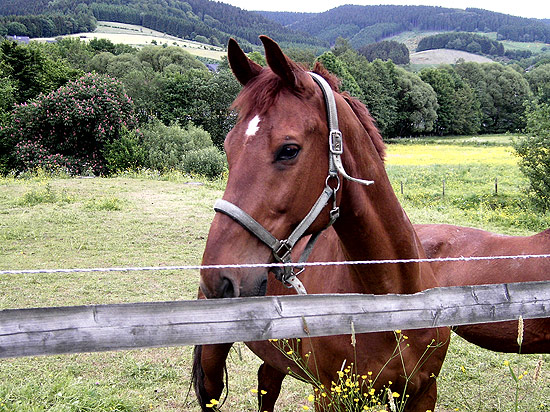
xmin=1 ymin=280 xmax=549 ymax=359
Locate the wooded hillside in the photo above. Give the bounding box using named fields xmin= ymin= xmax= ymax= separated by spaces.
xmin=262 ymin=6 xmax=550 ymax=48
xmin=0 ymin=0 xmax=325 ymax=50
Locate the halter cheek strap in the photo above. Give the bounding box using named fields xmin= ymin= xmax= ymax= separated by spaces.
xmin=213 ymin=72 xmax=374 ymax=295
xmin=309 ymin=72 xmax=375 ymax=186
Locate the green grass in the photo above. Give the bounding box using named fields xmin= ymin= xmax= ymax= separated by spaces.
xmin=1 ymin=141 xmax=549 ymax=411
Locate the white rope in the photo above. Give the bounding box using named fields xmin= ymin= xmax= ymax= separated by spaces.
xmin=2 ymin=254 xmax=550 ymax=275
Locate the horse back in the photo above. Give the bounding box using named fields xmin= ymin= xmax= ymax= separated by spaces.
xmin=415 ymin=223 xmax=550 ymax=286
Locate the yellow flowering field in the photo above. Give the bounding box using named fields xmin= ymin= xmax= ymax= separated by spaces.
xmin=386 ymin=144 xmax=517 ymax=166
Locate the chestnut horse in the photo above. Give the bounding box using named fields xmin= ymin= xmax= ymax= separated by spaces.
xmin=192 ymin=36 xmax=449 ymax=412
xmin=416 ymin=223 xmax=550 ymax=353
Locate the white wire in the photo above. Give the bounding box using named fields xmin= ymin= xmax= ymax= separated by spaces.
xmin=2 ymin=254 xmax=550 ymax=275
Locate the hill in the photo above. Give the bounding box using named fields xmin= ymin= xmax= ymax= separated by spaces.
xmin=0 ymin=0 xmax=325 ymax=51
xmin=34 ymin=21 xmax=226 ymax=60
xmin=2 ymin=1 xmax=550 ymax=60
xmin=261 ymin=5 xmax=550 ymax=49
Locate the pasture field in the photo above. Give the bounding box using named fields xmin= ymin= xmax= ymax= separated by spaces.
xmin=1 ymin=136 xmax=549 ymax=411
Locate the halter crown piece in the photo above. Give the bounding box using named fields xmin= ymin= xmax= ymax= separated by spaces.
xmin=213 ymin=72 xmax=374 ymax=295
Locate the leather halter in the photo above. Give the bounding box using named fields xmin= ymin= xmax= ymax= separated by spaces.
xmin=213 ymin=72 xmax=374 ymax=295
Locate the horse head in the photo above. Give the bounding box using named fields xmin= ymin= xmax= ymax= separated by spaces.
xmin=200 ymin=36 xmax=356 ymax=298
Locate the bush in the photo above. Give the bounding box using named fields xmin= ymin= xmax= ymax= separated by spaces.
xmin=513 ymin=101 xmax=550 ymax=211
xmin=102 ymin=128 xmax=146 ymax=173
xmin=141 ymin=120 xmax=226 ymax=178
xmin=181 ymin=147 xmax=226 ymax=179
xmin=6 ymin=73 xmax=137 ymax=175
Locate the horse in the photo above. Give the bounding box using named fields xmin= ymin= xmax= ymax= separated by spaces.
xmin=192 ymin=35 xmax=450 ymax=412
xmin=416 ymin=223 xmax=550 ymax=353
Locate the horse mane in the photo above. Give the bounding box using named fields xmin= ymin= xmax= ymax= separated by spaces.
xmin=231 ymin=60 xmax=386 ymax=162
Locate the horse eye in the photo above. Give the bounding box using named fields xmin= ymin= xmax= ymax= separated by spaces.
xmin=276 ymin=144 xmax=301 ymax=161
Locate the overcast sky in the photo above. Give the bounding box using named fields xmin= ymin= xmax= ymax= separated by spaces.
xmin=220 ymin=1 xmax=550 ymax=19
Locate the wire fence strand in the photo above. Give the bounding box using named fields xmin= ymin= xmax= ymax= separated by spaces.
xmin=2 ymin=253 xmax=550 ymax=275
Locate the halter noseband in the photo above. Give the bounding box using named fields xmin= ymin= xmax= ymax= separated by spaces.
xmin=213 ymin=72 xmax=374 ymax=295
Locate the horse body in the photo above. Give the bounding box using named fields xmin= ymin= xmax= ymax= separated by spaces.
xmin=416 ymin=223 xmax=550 ymax=353
xmin=194 ymin=36 xmax=449 ymax=412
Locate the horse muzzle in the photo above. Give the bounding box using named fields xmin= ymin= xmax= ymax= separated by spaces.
xmin=199 ymin=268 xmax=268 ymax=298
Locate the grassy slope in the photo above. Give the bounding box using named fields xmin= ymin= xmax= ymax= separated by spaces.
xmin=389 ymin=30 xmax=549 ymax=68
xmin=1 ymin=137 xmax=549 ymax=411
xmin=33 ymin=21 xmax=226 ymax=60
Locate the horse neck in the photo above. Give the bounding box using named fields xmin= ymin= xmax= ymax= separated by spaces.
xmin=332 ymin=126 xmax=434 ymax=295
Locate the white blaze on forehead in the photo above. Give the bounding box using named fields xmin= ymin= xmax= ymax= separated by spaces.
xmin=245 ymin=115 xmax=261 ymax=137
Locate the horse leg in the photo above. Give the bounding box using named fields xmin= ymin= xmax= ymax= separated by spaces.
xmin=192 ymin=343 xmax=233 ymax=411
xmin=404 ymin=377 xmax=438 ymax=412
xmin=257 ymin=362 xmax=286 ymax=412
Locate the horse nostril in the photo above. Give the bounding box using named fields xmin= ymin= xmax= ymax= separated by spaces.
xmin=220 ymin=277 xmax=236 ymax=298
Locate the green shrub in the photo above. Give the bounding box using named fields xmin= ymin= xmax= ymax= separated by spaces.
xmin=513 ymin=101 xmax=550 ymax=211
xmin=6 ymin=73 xmax=137 ymax=175
xmin=141 ymin=120 xmax=225 ymax=178
xmin=102 ymin=128 xmax=146 ymax=173
xmin=181 ymin=147 xmax=226 ymax=179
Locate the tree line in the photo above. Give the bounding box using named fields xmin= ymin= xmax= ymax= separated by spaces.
xmin=1 ymin=36 xmax=550 ymax=178
xmin=417 ymin=33 xmax=505 ymax=57
xmin=0 ymin=12 xmax=95 ymax=37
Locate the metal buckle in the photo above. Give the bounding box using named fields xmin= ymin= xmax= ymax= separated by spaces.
xmin=329 ymin=130 xmax=343 ymax=155
xmin=273 ymin=241 xmax=292 ymax=263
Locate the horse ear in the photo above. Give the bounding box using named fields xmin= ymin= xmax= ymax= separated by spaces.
xmin=227 ymin=38 xmax=262 ymax=86
xmin=260 ymin=35 xmax=297 ymax=88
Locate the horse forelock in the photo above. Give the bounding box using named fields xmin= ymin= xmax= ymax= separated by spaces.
xmin=230 ymin=61 xmax=385 ymax=162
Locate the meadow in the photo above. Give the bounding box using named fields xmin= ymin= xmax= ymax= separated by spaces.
xmin=0 ymin=135 xmax=549 ymax=411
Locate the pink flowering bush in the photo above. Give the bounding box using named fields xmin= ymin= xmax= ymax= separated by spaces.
xmin=8 ymin=73 xmax=137 ymax=175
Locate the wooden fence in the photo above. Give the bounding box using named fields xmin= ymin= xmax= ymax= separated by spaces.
xmin=1 ymin=280 xmax=549 ymax=359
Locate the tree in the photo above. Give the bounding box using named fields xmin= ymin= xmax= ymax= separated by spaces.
xmin=358 ymin=40 xmax=410 ymax=64
xmin=513 ymin=101 xmax=550 ymax=211
xmin=316 ymin=51 xmax=362 ymax=99
xmin=0 ymin=40 xmax=80 ymax=104
xmin=332 ymin=37 xmax=352 ymax=57
xmin=456 ymin=61 xmax=531 ymax=133
xmin=482 ymin=64 xmax=531 ymax=132
xmin=156 ymin=68 xmax=240 ymax=148
xmin=136 ymin=45 xmax=208 ymax=73
xmin=395 ymin=68 xmax=438 ymax=136
xmin=338 ymin=49 xmax=437 ymax=137
xmin=525 ymin=63 xmax=550 ymax=105
xmin=420 ymin=66 xmax=480 ymax=135
xmin=339 ymin=51 xmax=399 ymax=137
